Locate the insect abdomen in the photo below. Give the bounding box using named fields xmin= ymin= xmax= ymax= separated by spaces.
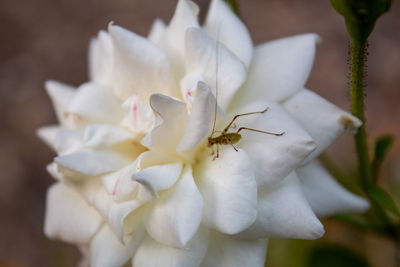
xmin=208 ymin=133 xmax=242 ymax=146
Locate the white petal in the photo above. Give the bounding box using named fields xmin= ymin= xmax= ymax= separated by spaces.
xmin=196 ymin=147 xmax=257 ymax=234
xmin=297 ymin=160 xmax=370 ymax=217
xmin=185 ymin=27 xmax=246 ymax=110
xmin=236 ymin=172 xmax=324 ymax=240
xmin=109 ymin=25 xmax=175 ymax=100
xmin=283 ymin=89 xmax=362 ymax=164
xmin=204 ymin=0 xmax=253 ymax=68
xmin=145 ymin=165 xmax=203 ymax=247
xmin=141 ymin=94 xmax=188 ymax=155
xmin=177 ymin=82 xmax=214 ymax=151
xmin=55 ymin=149 xmax=130 ymax=176
xmin=36 ymin=125 xmax=59 ymax=150
xmin=53 ymin=129 xmax=83 ymax=155
xmin=234 ymin=101 xmax=316 ymax=189
xmin=90 ymin=225 xmax=144 ymax=267
xmin=132 ymin=227 xmax=209 ymax=267
xmin=45 ymin=80 xmax=76 ymax=126
xmin=133 ymin=162 xmax=183 ymax=201
xmin=44 ymin=182 xmax=102 ymax=244
xmin=164 ymin=0 xmax=200 ymax=80
xmin=234 ymin=33 xmax=320 ymax=106
xmin=65 ymin=82 xmax=122 ymax=127
xmin=201 ymin=233 xmax=268 ymax=267
xmin=93 ymin=188 xmax=144 ymax=242
xmin=83 ymin=124 xmax=135 ymax=148
xmin=148 ymin=18 xmax=166 ymax=45
xmin=89 ymin=30 xmax=114 ymax=87
xmin=121 ymin=94 xmax=155 ymax=136
xmin=46 ymin=162 xmax=63 ymax=181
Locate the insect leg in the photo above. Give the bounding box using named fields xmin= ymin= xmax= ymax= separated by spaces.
xmin=237 ymin=127 xmax=285 ymax=136
xmin=222 ymin=108 xmax=269 ymax=134
xmin=230 ymin=143 xmax=239 ymax=152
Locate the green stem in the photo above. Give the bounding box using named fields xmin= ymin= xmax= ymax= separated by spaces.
xmin=350 ymin=40 xmax=372 ymax=189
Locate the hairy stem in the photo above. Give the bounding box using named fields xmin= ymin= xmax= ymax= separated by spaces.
xmin=350 ymin=40 xmax=372 ymax=188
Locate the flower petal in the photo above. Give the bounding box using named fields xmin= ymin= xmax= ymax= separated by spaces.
xmin=234 ymin=101 xmax=316 ymax=189
xmin=283 ymin=89 xmax=362 ymax=164
xmin=55 ymin=149 xmax=130 ymax=176
xmin=133 ymin=161 xmax=183 ymax=201
xmin=90 ymin=224 xmax=144 ymax=267
xmin=109 ymin=24 xmax=175 ymax=100
xmin=184 ymin=27 xmax=247 ymax=110
xmin=121 ymin=94 xmax=155 ymax=136
xmin=201 ymin=232 xmax=268 ymax=267
xmin=83 ymin=124 xmax=135 ymax=148
xmin=53 ymin=129 xmax=83 ymax=155
xmin=177 ymin=82 xmax=214 ymax=151
xmin=233 ymin=33 xmax=320 ymax=106
xmin=196 ymin=147 xmax=257 ymax=234
xmin=89 ymin=30 xmax=113 ymax=87
xmin=65 ymin=82 xmax=122 ymax=127
xmin=45 ymin=80 xmax=76 ymax=126
xmin=236 ymin=172 xmax=324 ymax=240
xmin=132 ymin=227 xmax=209 ymax=267
xmin=44 ymin=182 xmax=102 ymax=244
xmin=36 ymin=125 xmax=59 ymax=150
xmin=148 ymin=18 xmax=166 ymax=45
xmin=163 ymin=0 xmax=200 ymax=80
xmin=145 ymin=165 xmax=203 ymax=248
xmin=92 ymin=187 xmax=144 ymax=242
xmin=204 ymin=0 xmax=253 ymax=68
xmin=141 ymin=94 xmax=188 ymax=155
xmin=297 ymin=160 xmax=370 ymax=217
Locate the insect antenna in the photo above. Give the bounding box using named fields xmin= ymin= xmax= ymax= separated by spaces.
xmin=210 ymin=24 xmax=223 ymax=138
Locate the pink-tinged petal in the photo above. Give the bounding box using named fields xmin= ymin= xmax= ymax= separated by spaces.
xmin=297 ymin=160 xmax=370 ymax=217
xmin=83 ymin=124 xmax=135 ymax=148
xmin=232 ymin=101 xmax=316 ymax=189
xmin=233 ymin=34 xmax=320 ymax=106
xmin=65 ymin=82 xmax=123 ymax=127
xmin=148 ymin=18 xmax=166 ymax=45
xmin=177 ymin=82 xmax=214 ymax=151
xmin=236 ymin=172 xmax=324 ymax=240
xmin=196 ymin=147 xmax=257 ymax=234
xmin=93 ymin=188 xmax=144 ymax=243
xmin=163 ymin=0 xmax=200 ymax=80
xmin=89 ymin=30 xmax=113 ymax=87
xmin=283 ymin=89 xmax=362 ymax=164
xmin=145 ymin=165 xmax=203 ymax=248
xmin=201 ymin=232 xmax=268 ymax=267
xmin=132 ymin=226 xmax=209 ymax=267
xmin=45 ymin=80 xmax=76 ymax=127
xmin=141 ymin=94 xmax=188 ymax=156
xmin=185 ymin=27 xmax=246 ymax=110
xmin=90 ymin=225 xmax=145 ymax=267
xmin=101 ymin=161 xmax=140 ymax=202
xmin=204 ymin=0 xmax=253 ymax=68
xmin=44 ymin=182 xmax=102 ymax=244
xmin=109 ymin=24 xmax=175 ymax=100
xmin=121 ymin=94 xmax=155 ymax=136
xmin=55 ymin=149 xmax=130 ymax=176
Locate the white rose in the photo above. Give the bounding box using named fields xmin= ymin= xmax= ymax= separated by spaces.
xmin=38 ymin=0 xmax=369 ymax=266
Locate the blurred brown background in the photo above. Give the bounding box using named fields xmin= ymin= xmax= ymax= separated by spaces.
xmin=0 ymin=0 xmax=399 ymax=266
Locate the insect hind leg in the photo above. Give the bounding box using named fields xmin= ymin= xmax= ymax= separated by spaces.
xmin=223 ymin=108 xmax=269 ymax=134
xmin=237 ymin=127 xmax=285 ymax=136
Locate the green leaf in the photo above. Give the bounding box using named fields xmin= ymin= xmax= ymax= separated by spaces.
xmin=330 ymin=0 xmax=392 ymax=42
xmin=372 ymin=135 xmax=394 ymax=181
xmin=307 ymin=245 xmax=370 ymax=267
xmin=367 ymin=183 xmax=400 ymax=217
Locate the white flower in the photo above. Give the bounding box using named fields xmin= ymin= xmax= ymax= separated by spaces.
xmin=38 ymin=0 xmax=370 ymax=266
